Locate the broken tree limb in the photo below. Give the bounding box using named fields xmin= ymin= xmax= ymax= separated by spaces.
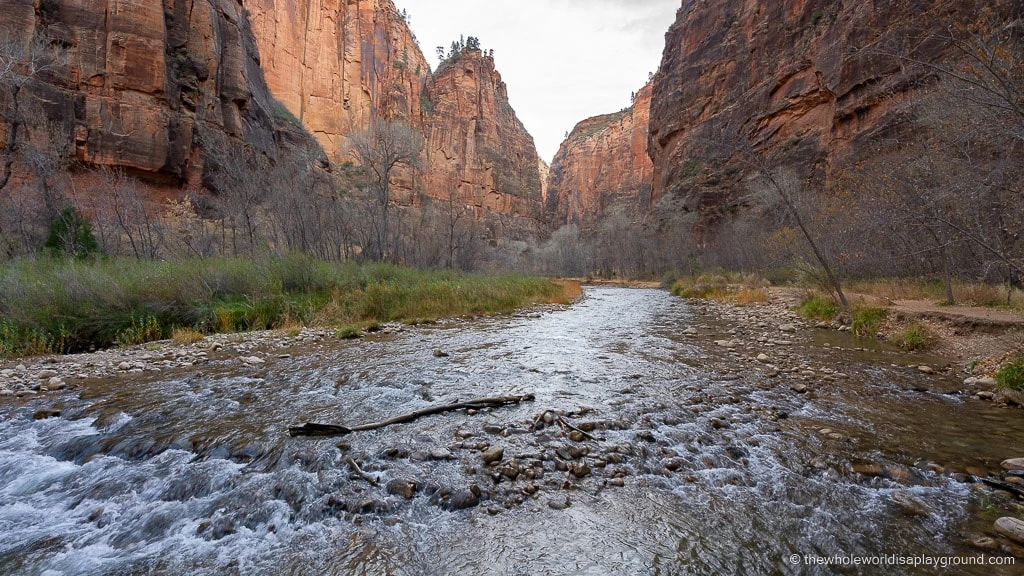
xmin=289 ymin=394 xmax=535 ymax=437
xmin=345 ymin=456 xmax=379 ymax=486
xmin=532 ymin=409 xmax=604 ymax=442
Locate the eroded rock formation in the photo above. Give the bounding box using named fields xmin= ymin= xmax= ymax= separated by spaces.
xmin=547 ymin=81 xmax=654 ymax=228
xmin=422 ymin=51 xmax=543 ymax=229
xmin=647 ymin=0 xmax=996 ymax=220
xmin=0 ymin=0 xmax=307 ymax=187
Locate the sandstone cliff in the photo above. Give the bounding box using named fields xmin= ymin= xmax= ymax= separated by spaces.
xmin=547 ymin=81 xmax=654 ymax=228
xmin=647 ymin=0 xmax=999 ymax=221
xmin=0 ymin=0 xmax=309 ymax=188
xmin=422 ymin=50 xmax=543 ymax=229
xmin=245 ymin=2 xmax=542 ymax=232
xmin=246 ymin=0 xmax=428 ymax=156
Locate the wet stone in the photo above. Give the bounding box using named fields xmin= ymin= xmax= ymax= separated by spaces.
xmin=1002 ymin=458 xmax=1024 ymax=471
xmin=548 ymin=497 xmax=571 ymax=510
xmin=995 ymin=517 xmax=1024 ymax=545
xmin=386 ymin=479 xmax=419 ymax=499
xmin=32 ymin=409 xmax=61 ymax=420
xmin=481 ymin=445 xmax=504 ymax=464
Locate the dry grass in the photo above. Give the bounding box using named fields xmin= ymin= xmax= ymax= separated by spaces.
xmin=844 ymin=278 xmax=1024 ymax=309
xmin=550 ymin=279 xmax=583 ymax=304
xmin=671 ymin=272 xmax=770 ymax=306
xmin=171 ymin=327 xmax=205 ymax=345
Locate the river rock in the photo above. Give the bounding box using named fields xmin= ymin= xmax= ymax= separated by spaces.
xmin=386 ymin=478 xmax=419 ymax=499
xmin=32 ymin=409 xmax=61 ymax=420
xmin=890 ymin=491 xmax=931 ymax=516
xmin=432 ymin=350 xmax=449 ymax=358
xmin=917 ymin=365 xmax=935 ymax=375
xmin=978 ymin=391 xmax=996 ymax=401
xmin=481 ymin=445 xmax=504 ymax=464
xmin=995 ymin=517 xmax=1024 ymax=545
xmin=35 ymin=369 xmax=58 ymax=379
xmin=1002 ymin=459 xmax=1024 ymax=471
xmin=548 ymin=497 xmax=571 ymax=510
xmin=756 ymin=354 xmax=770 ymax=362
xmin=852 ymin=462 xmax=886 ymax=477
xmin=240 ymin=356 xmax=264 ymax=365
xmin=47 ymin=377 xmax=66 ymax=390
xmin=779 ymin=324 xmax=797 ymax=333
xmin=117 ymin=362 xmax=131 ymax=371
xmin=449 ymin=488 xmax=479 ymax=510
xmin=682 ymin=327 xmax=698 ymax=335
xmin=569 ymin=462 xmax=591 ymax=478
xmin=976 ymin=376 xmax=998 ymax=390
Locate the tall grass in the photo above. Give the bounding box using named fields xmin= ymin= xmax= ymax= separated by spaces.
xmin=0 ymin=255 xmax=571 ymax=357
xmin=670 ymin=271 xmax=768 ymax=304
xmin=997 ymin=357 xmax=1024 ymax=392
xmin=851 ymin=307 xmax=887 ymax=338
xmin=795 ymin=295 xmax=839 ymax=321
xmin=843 ymin=277 xmax=1024 ymax=310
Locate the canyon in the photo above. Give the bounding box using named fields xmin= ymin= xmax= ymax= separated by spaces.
xmin=0 ymin=0 xmax=543 ymax=238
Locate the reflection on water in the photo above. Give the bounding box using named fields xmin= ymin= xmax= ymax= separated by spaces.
xmin=0 ymin=288 xmax=1021 ymax=574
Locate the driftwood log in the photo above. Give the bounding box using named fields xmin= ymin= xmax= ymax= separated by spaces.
xmin=289 ymin=394 xmax=535 ymax=437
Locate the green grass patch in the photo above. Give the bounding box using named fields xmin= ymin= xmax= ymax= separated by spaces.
xmin=0 ymin=254 xmax=568 ymax=357
xmin=997 ymin=357 xmax=1024 ymax=392
xmin=851 ymin=307 xmax=887 ymax=338
xmin=891 ymin=322 xmax=935 ymax=352
xmin=796 ymin=295 xmax=839 ymax=321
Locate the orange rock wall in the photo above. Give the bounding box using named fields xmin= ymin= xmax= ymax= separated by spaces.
xmin=0 ymin=0 xmax=300 ymax=184
xmin=648 ymin=0 xmax=992 ymax=213
xmin=547 ymin=82 xmax=654 ymax=228
xmin=422 ymin=52 xmax=543 ymax=225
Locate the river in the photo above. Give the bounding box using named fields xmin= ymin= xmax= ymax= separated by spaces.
xmin=1 ymin=287 xmax=1021 ymax=574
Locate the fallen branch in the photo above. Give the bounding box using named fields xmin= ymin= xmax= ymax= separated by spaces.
xmin=345 ymin=456 xmax=379 ymax=486
xmin=532 ymin=409 xmax=604 ymax=441
xmin=289 ymin=394 xmax=535 ymax=437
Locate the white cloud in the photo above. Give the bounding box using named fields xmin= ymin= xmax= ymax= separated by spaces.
xmin=404 ymin=0 xmax=679 ymax=161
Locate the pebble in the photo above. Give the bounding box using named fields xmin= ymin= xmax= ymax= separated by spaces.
xmin=917 ymin=365 xmax=935 ymax=375
xmin=756 ymin=354 xmax=770 ymax=363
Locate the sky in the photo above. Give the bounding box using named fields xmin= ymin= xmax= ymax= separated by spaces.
xmin=404 ymin=0 xmax=681 ymax=162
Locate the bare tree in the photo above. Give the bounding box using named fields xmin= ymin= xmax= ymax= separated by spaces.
xmin=349 ymin=118 xmax=424 ymax=261
xmin=0 ymin=34 xmax=66 ymax=193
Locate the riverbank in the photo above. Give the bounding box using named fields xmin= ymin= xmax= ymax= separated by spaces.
xmin=0 ymin=256 xmax=578 ymax=357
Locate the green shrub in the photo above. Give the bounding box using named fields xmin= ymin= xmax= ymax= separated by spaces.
xmin=43 ymin=207 xmax=100 ymax=260
xmin=116 ymin=314 xmax=163 ymax=346
xmin=796 ymin=295 xmax=839 ymax=321
xmin=335 ymin=325 xmax=362 ymax=340
xmin=997 ymin=357 xmax=1024 ymax=392
xmin=892 ymin=322 xmax=935 ymax=351
xmin=851 ymin=307 xmax=887 ymax=338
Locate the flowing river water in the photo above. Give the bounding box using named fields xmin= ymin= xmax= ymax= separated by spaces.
xmin=1 ymin=287 xmax=1022 ymax=575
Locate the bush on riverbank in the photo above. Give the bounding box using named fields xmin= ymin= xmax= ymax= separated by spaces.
xmin=891 ymin=321 xmax=936 ymax=352
xmin=0 ymin=255 xmax=572 ymax=357
xmin=795 ymin=295 xmax=839 ymax=321
xmin=851 ymin=307 xmax=887 ymax=338
xmin=997 ymin=357 xmax=1024 ymax=392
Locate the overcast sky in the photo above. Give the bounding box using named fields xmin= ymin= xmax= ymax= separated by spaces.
xmin=405 ymin=0 xmax=680 ymax=162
